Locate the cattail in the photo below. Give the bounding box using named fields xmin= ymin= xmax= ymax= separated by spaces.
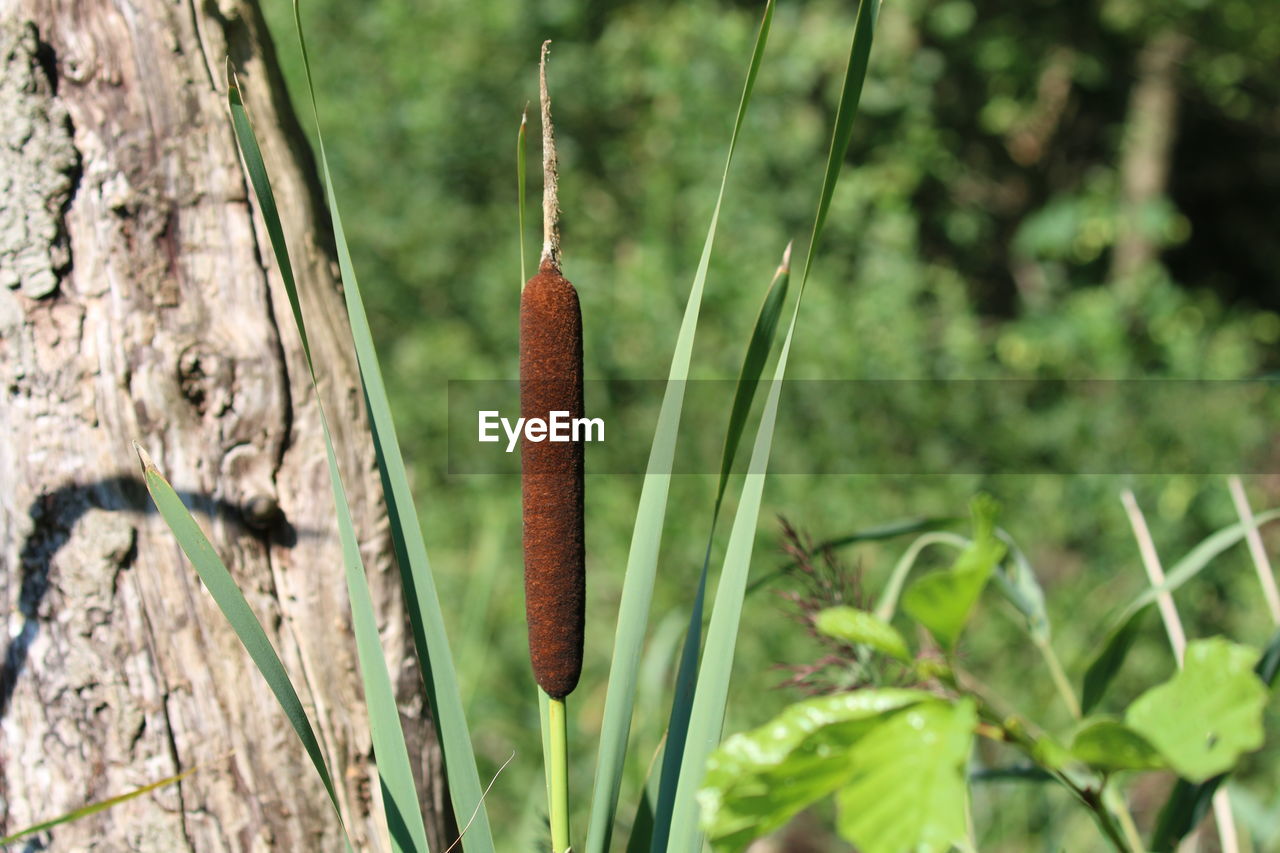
xmin=521 ymin=41 xmax=585 ymax=699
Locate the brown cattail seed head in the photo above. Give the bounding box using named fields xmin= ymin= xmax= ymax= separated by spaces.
xmin=520 ymin=259 xmax=585 ymax=698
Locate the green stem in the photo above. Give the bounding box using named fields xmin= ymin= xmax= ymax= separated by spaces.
xmin=973 ymin=702 xmax=1133 ymax=852
xmin=547 ymin=695 xmax=571 ymax=852
xmin=1034 ymin=636 xmax=1082 ymax=720
xmin=1087 ymin=792 xmax=1135 ymax=853
xmin=1104 ymin=785 xmax=1146 ymax=853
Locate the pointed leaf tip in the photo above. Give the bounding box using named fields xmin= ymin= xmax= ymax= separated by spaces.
xmin=780 ymin=241 xmax=793 ymax=273
xmin=133 ymin=441 xmax=157 ymax=472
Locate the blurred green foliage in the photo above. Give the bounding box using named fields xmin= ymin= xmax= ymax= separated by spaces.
xmin=259 ymin=0 xmax=1280 ymax=847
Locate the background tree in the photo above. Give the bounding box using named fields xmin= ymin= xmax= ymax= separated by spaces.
xmin=0 ymin=1 xmax=450 ymax=849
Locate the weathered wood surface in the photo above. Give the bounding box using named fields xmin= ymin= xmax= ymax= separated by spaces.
xmin=0 ymin=1 xmax=447 ymax=849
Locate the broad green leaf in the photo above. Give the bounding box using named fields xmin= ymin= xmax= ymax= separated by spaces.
xmin=816 ymin=607 xmax=911 ymax=661
xmin=651 ymin=245 xmax=791 ymax=853
xmin=834 ymin=699 xmax=977 ymax=853
xmin=288 ymin=4 xmax=495 ymax=846
xmin=698 ymin=689 xmax=930 ymax=850
xmin=1081 ymin=603 xmax=1154 ymax=715
xmin=1126 ymin=638 xmax=1267 ymax=782
xmin=903 ymin=496 xmax=1006 ymax=650
xmin=136 ymin=447 xmax=352 ymax=850
xmin=1070 ymin=719 xmax=1166 ymax=772
xmin=585 ymin=5 xmax=777 ymax=850
xmin=0 ymin=765 xmax=197 ymax=846
xmin=1150 ymin=629 xmax=1280 ymax=851
xmin=666 ymin=0 xmax=882 ymax=845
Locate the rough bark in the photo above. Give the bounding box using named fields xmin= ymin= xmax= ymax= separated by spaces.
xmin=0 ymin=1 xmax=448 ymax=850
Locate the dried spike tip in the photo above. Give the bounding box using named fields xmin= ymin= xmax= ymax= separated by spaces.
xmin=521 ymin=41 xmax=584 ymax=699
xmin=539 ymin=40 xmax=561 ymax=269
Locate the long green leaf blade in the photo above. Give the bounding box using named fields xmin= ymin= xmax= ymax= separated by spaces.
xmin=324 ymin=433 xmax=432 ymax=853
xmin=227 ymin=70 xmax=310 ymax=364
xmin=649 ymin=245 xmax=791 ymax=853
xmin=135 ymin=446 xmax=352 ymax=849
xmin=666 ymin=0 xmax=882 ymax=846
xmin=290 ymin=2 xmax=495 ymax=847
xmin=1145 ymin=509 xmax=1280 ymax=602
xmin=584 ymin=3 xmax=777 ymax=850
xmin=715 ymin=247 xmax=791 ymax=508
xmin=230 ymin=50 xmax=434 ymax=852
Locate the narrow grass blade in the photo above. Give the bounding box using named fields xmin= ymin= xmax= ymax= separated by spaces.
xmin=649 ymin=246 xmax=791 ymax=852
xmin=0 ymin=765 xmax=199 ymax=846
xmin=666 ymin=0 xmax=881 ymax=847
xmin=325 ymin=435 xmax=432 ymax=853
xmin=715 ymin=246 xmax=791 ymax=510
xmin=816 ymin=517 xmax=964 ymax=555
xmin=743 ymin=516 xmax=962 ymax=596
xmin=228 ymin=62 xmax=431 ymax=853
xmin=290 ymin=3 xmax=495 ymax=846
xmin=1081 ymin=603 xmax=1153 ymax=714
xmin=625 ymin=740 xmax=667 ymax=853
xmin=873 ymin=532 xmax=969 ymax=621
xmin=584 ymin=3 xmax=777 ymax=850
xmin=1144 ymin=509 xmax=1280 ymax=603
xmin=625 ymin=790 xmax=656 ymax=853
xmin=134 ymin=446 xmax=352 ymax=849
xmin=227 ymin=69 xmax=310 ymax=364
xmin=1149 ymin=628 xmax=1280 ymax=851
xmin=1086 ymin=508 xmax=1280 ymax=696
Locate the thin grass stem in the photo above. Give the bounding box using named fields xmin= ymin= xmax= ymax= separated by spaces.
xmin=1228 ymin=475 xmax=1280 ymax=625
xmin=1033 ymin=636 xmax=1081 ymax=720
xmin=1121 ymin=490 xmax=1187 ymax=664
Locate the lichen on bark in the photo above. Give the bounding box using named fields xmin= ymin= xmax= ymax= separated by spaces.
xmin=0 ymin=21 xmax=79 ymax=299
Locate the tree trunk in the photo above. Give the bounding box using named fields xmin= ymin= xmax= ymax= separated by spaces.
xmin=0 ymin=1 xmax=449 ymax=850
xmin=1111 ymin=30 xmax=1190 ymax=282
